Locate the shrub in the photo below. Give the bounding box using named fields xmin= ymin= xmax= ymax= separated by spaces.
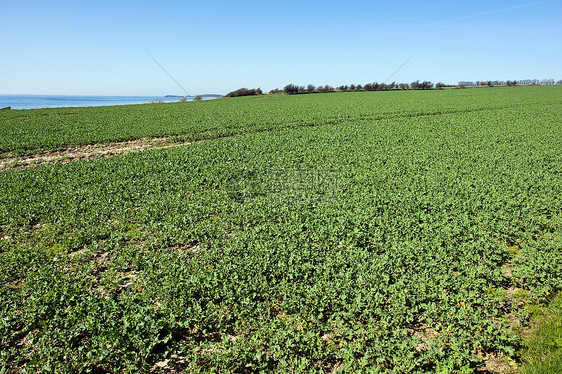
xmin=283 ymin=84 xmax=300 ymax=95
xmin=225 ymin=88 xmax=263 ymax=98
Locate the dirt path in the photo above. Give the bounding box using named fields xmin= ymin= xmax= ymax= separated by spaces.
xmin=0 ymin=137 xmax=192 ymax=171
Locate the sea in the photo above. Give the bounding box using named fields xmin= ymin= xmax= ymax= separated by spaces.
xmin=0 ymin=95 xmax=220 ymax=110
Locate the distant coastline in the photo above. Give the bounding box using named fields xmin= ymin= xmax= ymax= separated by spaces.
xmin=0 ymin=94 xmax=222 ymax=110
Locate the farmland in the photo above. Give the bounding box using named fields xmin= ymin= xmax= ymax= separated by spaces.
xmin=1 ymin=86 xmax=558 ymax=158
xmin=1 ymin=86 xmax=561 ymax=372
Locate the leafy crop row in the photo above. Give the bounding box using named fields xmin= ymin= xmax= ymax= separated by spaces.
xmin=1 ymin=87 xmax=561 ymax=372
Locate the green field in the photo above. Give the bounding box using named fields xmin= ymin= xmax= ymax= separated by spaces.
xmin=1 ymin=86 xmax=561 ymax=372
xmin=1 ymin=86 xmax=558 ymax=157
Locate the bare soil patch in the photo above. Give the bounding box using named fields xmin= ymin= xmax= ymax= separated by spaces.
xmin=0 ymin=137 xmax=191 ymax=171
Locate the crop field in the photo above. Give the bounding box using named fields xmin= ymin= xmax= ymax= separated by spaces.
xmin=1 ymin=86 xmax=558 ymax=158
xmin=1 ymin=86 xmax=561 ymax=372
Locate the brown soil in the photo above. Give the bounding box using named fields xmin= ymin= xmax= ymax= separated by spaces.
xmin=0 ymin=137 xmax=191 ymax=171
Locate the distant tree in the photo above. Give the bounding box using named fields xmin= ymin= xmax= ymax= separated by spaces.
xmin=420 ymin=81 xmax=433 ymax=89
xmin=355 ymin=84 xmax=363 ymax=91
xmin=226 ymin=88 xmax=262 ymax=97
xmin=179 ymin=96 xmax=188 ymax=102
xmin=410 ymin=80 xmax=420 ymax=90
xmin=399 ymin=83 xmax=409 ymax=90
xmin=283 ymin=84 xmax=300 ymax=95
xmin=435 ymin=82 xmax=445 ymax=90
xmin=306 ymin=84 xmax=316 ymax=93
xmin=193 ymin=95 xmax=202 ymax=101
xmin=269 ymin=88 xmax=282 ymax=94
xmin=349 ymin=84 xmax=356 ymax=91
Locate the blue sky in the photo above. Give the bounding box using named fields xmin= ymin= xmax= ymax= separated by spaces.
xmin=1 ymin=0 xmax=560 ymax=95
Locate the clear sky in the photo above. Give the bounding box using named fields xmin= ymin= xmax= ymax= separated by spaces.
xmin=1 ymin=0 xmax=560 ymax=96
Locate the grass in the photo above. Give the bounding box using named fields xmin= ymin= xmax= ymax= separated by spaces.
xmin=519 ymin=292 xmax=562 ymax=373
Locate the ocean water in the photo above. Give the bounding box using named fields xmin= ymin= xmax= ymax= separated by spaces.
xmin=0 ymin=95 xmax=219 ymax=110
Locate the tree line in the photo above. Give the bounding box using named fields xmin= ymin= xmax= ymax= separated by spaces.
xmin=225 ymin=81 xmax=440 ymax=98
xmin=458 ymin=79 xmax=561 ymax=87
xmin=225 ymin=78 xmax=562 ymax=98
xmin=276 ymin=81 xmax=439 ymax=95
